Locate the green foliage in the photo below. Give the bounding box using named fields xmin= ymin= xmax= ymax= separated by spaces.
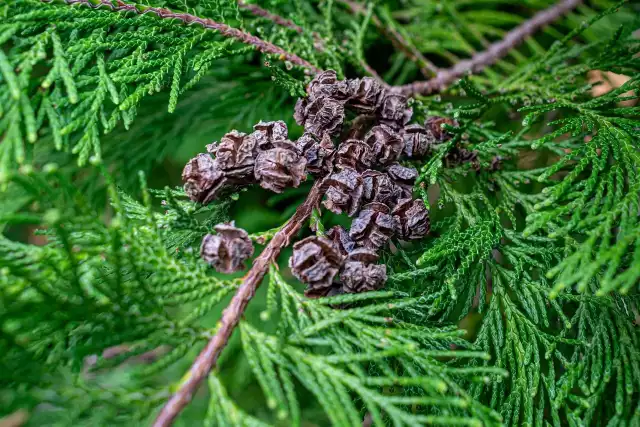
xmin=385 ymin=4 xmax=640 ymax=425
xmin=0 ymin=166 xmax=234 ymax=421
xmin=229 ymin=267 xmax=504 ymax=427
xmin=382 ymin=0 xmax=634 ymax=84
xmin=1 ymin=0 xmax=640 ymax=426
xmin=0 ymin=0 xmax=333 ymax=174
xmin=450 ymin=8 xmax=640 ymax=297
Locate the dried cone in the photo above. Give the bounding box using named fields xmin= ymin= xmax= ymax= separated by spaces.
xmin=293 ymin=98 xmax=308 ymax=126
xmin=182 ymin=153 xmax=227 ymax=204
xmin=254 ymin=140 xmax=307 ymax=193
xmin=289 ymin=236 xmax=344 ymax=294
xmin=306 ymin=70 xmax=352 ymax=101
xmin=361 ymin=170 xmax=404 ymax=207
xmin=323 ymin=167 xmax=364 ymax=216
xmin=326 ymin=225 xmax=356 ymax=256
xmin=364 ymin=125 xmax=404 ymax=166
xmin=346 ymin=77 xmax=383 ymax=113
xmin=208 ymin=130 xmax=258 ymax=181
xmin=403 ymin=124 xmax=436 ymax=158
xmin=377 ymin=92 xmax=412 ymax=129
xmin=386 ymin=163 xmax=417 ymax=200
xmin=425 ymin=116 xmax=458 ymax=142
xmin=200 ymin=223 xmax=254 ymax=273
xmin=349 ymin=202 xmax=398 ymax=250
xmin=340 ymin=248 xmax=387 ymax=293
xmin=252 ymin=121 xmax=288 ymax=149
xmin=296 ymin=132 xmax=335 ymax=176
xmin=392 ymin=198 xmax=430 ymax=240
xmin=296 ymin=97 xmax=345 ymax=137
xmin=334 ymin=139 xmax=374 ymax=172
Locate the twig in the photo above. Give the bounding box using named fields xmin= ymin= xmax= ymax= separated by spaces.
xmin=237 ymin=0 xmax=325 ymax=51
xmin=57 ymin=0 xmax=321 ymax=73
xmin=393 ymin=0 xmax=582 ymax=96
xmin=338 ymin=0 xmax=438 ymax=78
xmin=237 ymin=0 xmax=303 ymax=34
xmin=153 ymin=179 xmax=328 ymax=427
xmin=0 ymin=410 xmax=29 ymax=427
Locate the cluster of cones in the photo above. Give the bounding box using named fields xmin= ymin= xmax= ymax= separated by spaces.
xmin=183 ymin=70 xmax=479 ymax=296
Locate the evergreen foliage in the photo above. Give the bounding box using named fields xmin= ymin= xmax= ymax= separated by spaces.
xmin=1 ymin=0 xmax=639 ymax=426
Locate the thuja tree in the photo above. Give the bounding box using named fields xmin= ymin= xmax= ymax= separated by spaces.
xmin=1 ymin=0 xmax=639 ymax=426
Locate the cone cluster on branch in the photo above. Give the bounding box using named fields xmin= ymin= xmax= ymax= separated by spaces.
xmin=182 ymin=121 xmax=306 ymax=203
xmin=183 ymin=70 xmax=478 ymax=294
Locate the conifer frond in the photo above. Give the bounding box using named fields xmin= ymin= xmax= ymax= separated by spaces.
xmin=390 ymin=194 xmax=640 ymax=424
xmin=380 ymin=0 xmax=633 ymax=87
xmin=206 ymin=374 xmax=270 ymax=427
xmin=210 ymin=267 xmax=505 ymax=427
xmin=0 ymin=0 xmax=330 ymax=173
xmin=0 ymin=166 xmax=235 ymax=420
xmin=439 ymin=7 xmax=640 ymax=296
xmin=386 ymin=6 xmax=640 ymax=424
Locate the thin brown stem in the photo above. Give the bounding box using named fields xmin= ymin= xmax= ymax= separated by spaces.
xmin=338 ymin=0 xmax=438 ymax=78
xmin=393 ymin=0 xmax=581 ymax=96
xmin=153 ymin=179 xmax=328 ymax=427
xmin=238 ymin=0 xmax=305 ymax=34
xmin=237 ymin=0 xmax=325 ymax=51
xmin=57 ymin=0 xmax=321 ymax=73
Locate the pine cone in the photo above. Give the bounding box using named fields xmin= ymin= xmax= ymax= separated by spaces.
xmin=392 ymin=198 xmax=430 ymax=240
xmin=200 ymin=223 xmax=254 ymax=273
xmin=403 ymin=124 xmax=436 ymax=158
xmin=182 ymin=153 xmax=228 ymax=204
xmin=362 ymin=170 xmax=404 ymax=207
xmin=335 ymin=139 xmax=374 ymax=171
xmin=364 ymin=125 xmax=404 ymax=166
xmin=254 ymin=140 xmax=307 ymax=193
xmin=326 ymin=225 xmax=356 ymax=256
xmin=290 ymin=236 xmax=343 ymax=292
xmin=306 ymin=70 xmax=352 ymax=101
xmin=386 ymin=163 xmax=417 ymax=199
xmin=340 ymin=248 xmax=387 ymax=293
xmin=252 ymin=120 xmax=288 ymax=149
xmin=346 ymin=77 xmax=383 ymax=113
xmin=323 ymin=167 xmax=364 ymax=216
xmin=300 ymin=97 xmax=346 ymax=137
xmin=208 ymin=130 xmax=258 ymax=180
xmin=296 ymin=132 xmax=335 ymax=176
xmin=349 ymin=202 xmax=398 ymax=250
xmin=377 ymin=92 xmax=412 ymax=129
xmin=425 ymin=116 xmax=458 ymax=142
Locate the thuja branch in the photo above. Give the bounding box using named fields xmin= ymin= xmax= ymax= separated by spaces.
xmin=169 ymin=68 xmax=454 ymax=425
xmin=153 ymin=179 xmax=328 ymax=427
xmin=393 ymin=0 xmax=582 ymax=96
xmin=56 ymin=0 xmax=321 ymax=73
